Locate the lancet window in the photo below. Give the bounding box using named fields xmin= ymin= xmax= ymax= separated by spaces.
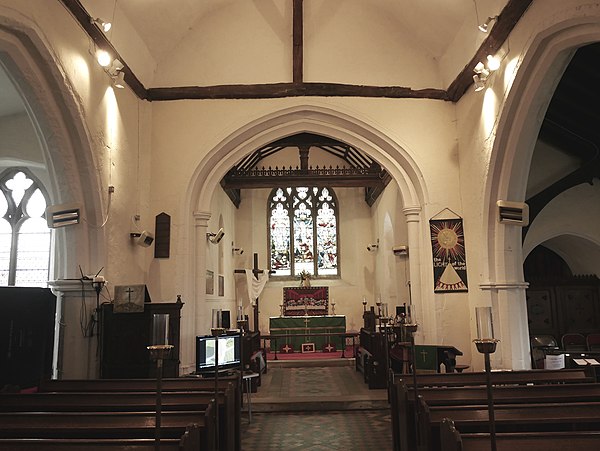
xmin=0 ymin=169 xmax=51 ymax=287
xmin=268 ymin=186 xmax=339 ymax=278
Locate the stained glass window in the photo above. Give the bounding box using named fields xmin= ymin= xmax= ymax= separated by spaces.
xmin=269 ymin=186 xmax=338 ymax=277
xmin=0 ymin=169 xmax=51 ymax=287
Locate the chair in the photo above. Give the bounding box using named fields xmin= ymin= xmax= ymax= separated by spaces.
xmin=586 ymin=333 xmax=600 ymax=352
xmin=530 ymin=335 xmax=559 ymax=369
xmin=561 ymin=333 xmax=587 ymax=351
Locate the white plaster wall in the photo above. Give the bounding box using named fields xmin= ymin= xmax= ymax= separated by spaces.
xmin=0 ymin=113 xmax=42 ymax=164
xmin=524 ymin=183 xmax=600 ymax=259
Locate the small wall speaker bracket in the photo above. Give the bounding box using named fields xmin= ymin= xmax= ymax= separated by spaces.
xmin=130 ymin=230 xmax=154 ymax=247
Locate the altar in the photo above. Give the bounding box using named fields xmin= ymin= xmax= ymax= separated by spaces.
xmin=269 ymin=315 xmax=346 ymax=352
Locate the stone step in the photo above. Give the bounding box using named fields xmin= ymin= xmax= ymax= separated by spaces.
xmin=267 ymin=358 xmax=355 ymax=368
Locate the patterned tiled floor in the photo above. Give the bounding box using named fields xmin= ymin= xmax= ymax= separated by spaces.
xmin=242 ymin=410 xmax=393 ymax=451
xmin=242 ymin=363 xmax=393 ymax=450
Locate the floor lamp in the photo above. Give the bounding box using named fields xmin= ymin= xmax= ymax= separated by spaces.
xmin=473 ymin=306 xmax=499 ymax=451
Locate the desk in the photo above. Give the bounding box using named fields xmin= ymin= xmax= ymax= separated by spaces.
xmin=269 ymin=315 xmax=346 ymax=351
xmin=242 ymin=372 xmax=259 ymax=422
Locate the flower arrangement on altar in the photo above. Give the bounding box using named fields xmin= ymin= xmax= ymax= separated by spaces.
xmin=299 ymin=270 xmax=311 ymax=287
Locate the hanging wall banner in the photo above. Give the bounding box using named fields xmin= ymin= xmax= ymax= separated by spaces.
xmin=430 ymin=218 xmax=468 ymax=292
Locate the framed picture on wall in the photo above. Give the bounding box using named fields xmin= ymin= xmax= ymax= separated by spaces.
xmin=218 ymin=275 xmax=224 ymax=297
xmin=206 ymin=270 xmax=214 ymax=295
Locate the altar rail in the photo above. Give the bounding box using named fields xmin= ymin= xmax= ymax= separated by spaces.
xmin=262 ymin=332 xmax=359 ymax=360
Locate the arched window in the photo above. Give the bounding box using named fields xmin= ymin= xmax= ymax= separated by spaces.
xmin=0 ymin=169 xmax=51 ymax=287
xmin=269 ymin=186 xmax=339 ymax=277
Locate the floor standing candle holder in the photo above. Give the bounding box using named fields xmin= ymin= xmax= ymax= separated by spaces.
xmin=402 ymin=304 xmax=419 ymax=449
xmin=211 ymin=327 xmax=226 ymax=450
xmin=473 ymin=307 xmax=499 ymax=451
xmin=147 ymin=344 xmax=174 ymax=451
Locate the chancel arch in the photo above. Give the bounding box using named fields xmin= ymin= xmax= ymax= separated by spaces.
xmin=481 ymin=8 xmax=600 ymax=369
xmin=182 ymin=104 xmax=433 ymax=370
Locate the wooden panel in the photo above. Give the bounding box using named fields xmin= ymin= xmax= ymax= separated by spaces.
xmin=526 ymin=287 xmax=558 ymax=337
xmin=100 ymin=301 xmax=182 ymax=378
xmin=559 ymin=286 xmax=600 ymax=333
xmin=154 ymin=212 xmax=170 ymax=259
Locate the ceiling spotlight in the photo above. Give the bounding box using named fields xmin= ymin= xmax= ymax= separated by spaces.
xmin=472 ymin=74 xmax=486 ymax=92
xmin=473 ymin=61 xmax=490 ymax=78
xmin=96 ymin=49 xmax=112 ymax=67
xmin=478 ymin=15 xmax=498 ymax=33
xmin=206 ymin=228 xmax=225 ymax=244
xmin=112 ymin=70 xmax=125 ymax=89
xmin=487 ymin=54 xmax=501 ymax=71
xmin=91 ymin=17 xmax=112 ymax=33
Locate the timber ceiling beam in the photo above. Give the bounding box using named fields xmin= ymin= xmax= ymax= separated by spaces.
xmin=60 ymin=0 xmax=531 ymax=103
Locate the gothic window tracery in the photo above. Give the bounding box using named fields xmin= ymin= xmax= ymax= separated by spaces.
xmin=269 ymin=186 xmax=339 ymax=278
xmin=0 ymin=169 xmax=51 ymax=286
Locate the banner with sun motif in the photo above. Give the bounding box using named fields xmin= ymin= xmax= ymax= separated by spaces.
xmin=430 ymin=218 xmax=468 ymax=293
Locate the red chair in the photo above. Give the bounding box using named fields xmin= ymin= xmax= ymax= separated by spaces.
xmin=586 ymin=333 xmax=600 ymax=352
xmin=561 ymin=333 xmax=586 ymax=351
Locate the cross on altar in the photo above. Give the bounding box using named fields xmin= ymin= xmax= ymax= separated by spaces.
xmin=324 ymin=343 xmax=335 ymax=352
xmin=282 ymin=344 xmax=292 ymax=353
xmin=420 ymin=349 xmax=429 ymax=363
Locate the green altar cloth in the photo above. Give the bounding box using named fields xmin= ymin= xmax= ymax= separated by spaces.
xmin=269 ymin=315 xmax=346 ymax=352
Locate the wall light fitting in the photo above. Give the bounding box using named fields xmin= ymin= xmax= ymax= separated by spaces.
xmin=107 ymin=59 xmax=125 ymax=88
xmin=91 ymin=17 xmax=112 ymax=33
xmin=478 ymin=15 xmax=498 ymax=33
xmin=207 ymin=228 xmax=225 ymax=244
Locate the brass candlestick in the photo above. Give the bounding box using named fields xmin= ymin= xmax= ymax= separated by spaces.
xmin=148 ymin=344 xmax=174 ymax=451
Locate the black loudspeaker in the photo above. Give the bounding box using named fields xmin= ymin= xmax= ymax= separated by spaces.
xmin=221 ymin=310 xmax=231 ymax=329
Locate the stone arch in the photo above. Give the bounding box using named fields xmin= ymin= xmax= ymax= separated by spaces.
xmin=179 ymin=105 xmax=433 ymax=367
xmin=483 ymin=9 xmax=600 ymax=368
xmin=0 ymin=9 xmax=105 ymax=277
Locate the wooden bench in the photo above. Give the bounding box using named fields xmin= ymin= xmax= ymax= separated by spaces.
xmin=0 ymin=409 xmax=215 ymax=449
xmin=37 ymin=377 xmax=240 ymax=451
xmin=420 ymin=400 xmax=600 ymax=451
xmin=391 ymin=368 xmax=594 ymax=388
xmin=440 ymin=418 xmax=600 ymax=451
xmin=390 ymin=369 xmax=597 ymax=451
xmin=0 ymin=428 xmax=198 ymax=451
xmin=0 ymin=389 xmax=235 ymax=451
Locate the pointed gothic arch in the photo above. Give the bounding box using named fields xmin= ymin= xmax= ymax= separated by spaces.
xmin=0 ymin=9 xmax=105 ymax=278
xmin=180 ymin=105 xmax=435 ymax=369
xmin=483 ymin=8 xmax=600 ymax=369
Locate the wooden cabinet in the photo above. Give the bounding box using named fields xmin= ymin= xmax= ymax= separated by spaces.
xmin=100 ymin=301 xmax=183 ymax=378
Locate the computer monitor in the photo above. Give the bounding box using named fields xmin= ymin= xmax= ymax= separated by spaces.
xmin=196 ymin=333 xmax=241 ymax=374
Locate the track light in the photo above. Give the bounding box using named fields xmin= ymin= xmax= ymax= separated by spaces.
xmin=472 ymin=74 xmax=486 ymax=92
xmin=207 ymin=228 xmax=225 ymax=244
xmin=107 ymin=59 xmax=125 ymax=88
xmin=478 ymin=15 xmax=498 ymax=33
xmin=91 ymin=17 xmax=112 ymax=33
xmin=112 ymin=71 xmax=125 ymax=89
xmin=96 ymin=49 xmax=112 ymax=67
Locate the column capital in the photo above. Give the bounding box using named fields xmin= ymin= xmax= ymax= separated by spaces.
xmin=193 ymin=211 xmax=211 ymax=227
xmin=402 ymin=205 xmax=421 ymax=222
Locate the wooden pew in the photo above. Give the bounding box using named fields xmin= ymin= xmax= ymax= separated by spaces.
xmin=37 ymin=377 xmax=240 ymax=451
xmin=0 ymin=424 xmax=199 ymax=450
xmin=390 ymin=369 xmax=596 ymax=451
xmin=0 ymin=389 xmax=234 ymax=451
xmin=420 ymin=399 xmax=600 ymax=451
xmin=391 ymin=368 xmax=594 ymax=388
xmin=440 ymin=418 xmax=600 ymax=451
xmin=0 ymin=409 xmax=215 ymax=450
